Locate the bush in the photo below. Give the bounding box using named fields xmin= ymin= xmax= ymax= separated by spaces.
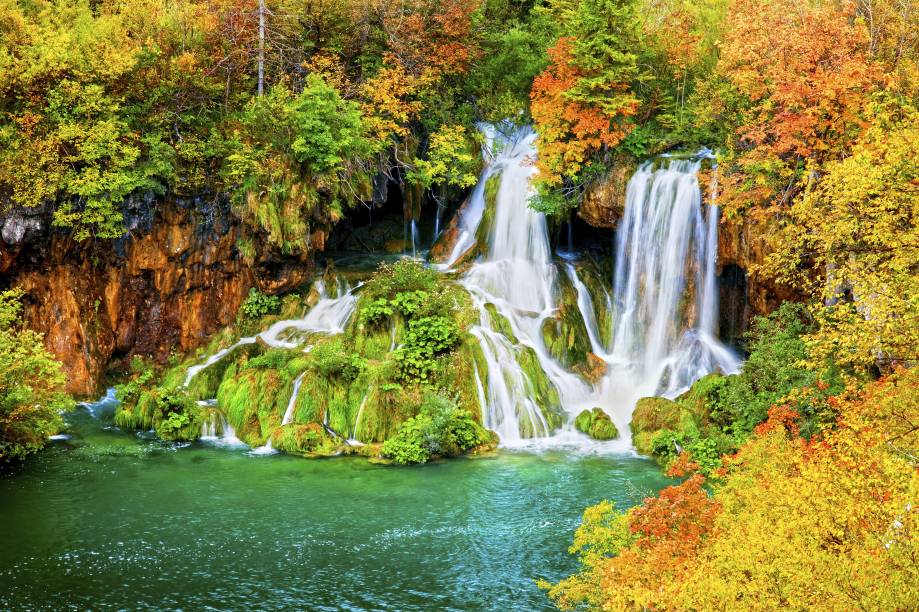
xmin=394 ymin=316 xmax=460 ymax=382
xmin=363 ymin=259 xmax=439 ymax=300
xmin=310 ymin=338 xmax=365 ymax=381
xmin=152 ymin=389 xmax=201 ymax=441
xmin=241 ymin=288 xmax=281 ymax=320
xmin=0 ymin=289 xmax=73 ymax=463
xmin=382 ymin=393 xmax=491 ymax=464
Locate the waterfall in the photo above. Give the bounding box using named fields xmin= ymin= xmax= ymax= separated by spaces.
xmin=611 ymin=156 xmax=739 ymax=396
xmin=441 ymin=124 xmax=537 ymax=268
xmin=183 ymin=278 xmax=357 ymax=388
xmin=457 ymin=126 xmax=739 ymax=448
xmin=198 ymin=400 xmax=244 ymax=446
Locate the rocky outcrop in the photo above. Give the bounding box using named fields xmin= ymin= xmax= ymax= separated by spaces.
xmin=1 ymin=196 xmax=319 ymax=396
xmin=578 ymin=161 xmax=631 ymax=229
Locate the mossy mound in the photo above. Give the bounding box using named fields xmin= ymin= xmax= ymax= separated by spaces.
xmin=574 ymin=408 xmax=619 ymax=440
xmin=675 ymin=372 xmax=726 ymax=424
xmin=630 ymin=396 xmax=688 ymax=455
xmin=271 ymin=423 xmax=340 ymax=457
xmin=114 ymin=387 xmax=202 ymax=442
xmin=216 ymin=352 xmax=302 ymax=446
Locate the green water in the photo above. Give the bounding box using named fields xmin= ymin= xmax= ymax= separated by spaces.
xmin=1 ymin=406 xmax=671 ymax=610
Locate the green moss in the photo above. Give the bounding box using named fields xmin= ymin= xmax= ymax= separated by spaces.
xmin=272 ymin=423 xmax=339 ymax=457
xmin=484 ymin=303 xmax=518 ymax=344
xmin=216 ymin=364 xmax=299 ymax=447
xmin=574 ymin=407 xmax=619 ymax=440
xmin=516 ymin=346 xmax=564 ymax=436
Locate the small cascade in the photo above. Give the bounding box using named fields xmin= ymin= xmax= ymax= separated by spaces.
xmin=348 ymin=393 xmax=369 ymax=445
xmin=198 ymin=400 xmax=244 ymax=446
xmin=251 ymin=371 xmax=306 ymax=453
xmin=79 ymin=387 xmax=120 ymax=419
xmin=183 ymin=277 xmax=357 ymax=388
xmin=564 ymin=264 xmax=608 ymax=356
xmin=410 ymin=219 xmax=420 ymax=258
xmin=441 ymin=124 xmax=535 ymax=267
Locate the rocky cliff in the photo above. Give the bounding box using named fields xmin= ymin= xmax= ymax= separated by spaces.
xmin=1 ymin=195 xmax=319 ymax=396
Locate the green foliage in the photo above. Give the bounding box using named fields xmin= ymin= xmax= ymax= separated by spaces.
xmin=0 ymin=289 xmax=73 ymax=463
xmin=363 ymin=260 xmax=439 ymax=301
xmin=309 ymin=338 xmax=365 ymax=381
xmin=408 ymin=124 xmax=480 ymax=189
xmin=222 ymin=77 xmax=373 ymax=253
xmin=382 ymin=393 xmax=492 ymax=465
xmin=152 ymin=389 xmax=200 ymax=441
xmin=241 ymin=288 xmax=281 ymax=320
xmin=394 ymin=316 xmax=460 ymax=382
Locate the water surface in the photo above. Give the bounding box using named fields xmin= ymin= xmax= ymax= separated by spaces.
xmin=1 ymin=407 xmax=670 ymax=610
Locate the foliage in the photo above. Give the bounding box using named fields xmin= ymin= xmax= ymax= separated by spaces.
xmin=381 ymin=392 xmax=491 ymax=464
xmin=240 ymin=288 xmax=281 ymax=320
xmin=0 ymin=289 xmax=73 ymax=463
xmin=550 ymin=368 xmax=919 ymax=610
xmin=764 ymin=97 xmax=919 ymax=371
xmin=394 ymin=316 xmax=460 ymax=382
xmin=407 ymin=124 xmax=479 ymax=189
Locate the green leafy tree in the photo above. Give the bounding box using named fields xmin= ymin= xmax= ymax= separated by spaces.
xmin=0 ymin=289 xmax=73 ymax=463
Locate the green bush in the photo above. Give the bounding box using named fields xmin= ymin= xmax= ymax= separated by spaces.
xmin=241 ymin=288 xmax=281 ymax=320
xmin=152 ymin=389 xmax=201 ymax=441
xmin=394 ymin=316 xmax=460 ymax=382
xmin=362 ymin=260 xmax=440 ymax=307
xmin=382 ymin=393 xmax=491 ymax=465
xmin=0 ymin=289 xmax=73 ymax=463
xmin=310 ymin=338 xmax=365 ymax=381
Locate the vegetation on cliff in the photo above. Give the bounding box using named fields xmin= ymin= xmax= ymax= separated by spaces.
xmin=0 ymin=289 xmax=73 ymax=463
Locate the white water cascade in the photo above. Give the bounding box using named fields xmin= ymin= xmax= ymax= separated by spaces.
xmin=198 ymin=399 xmax=244 ymax=446
xmin=458 ymin=128 xmax=739 ymax=449
xmin=183 ymin=277 xmax=357 ymax=388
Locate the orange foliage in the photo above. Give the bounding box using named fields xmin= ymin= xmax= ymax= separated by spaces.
xmin=720 ymin=0 xmax=883 ymax=161
xmin=530 ymin=37 xmax=637 ymax=186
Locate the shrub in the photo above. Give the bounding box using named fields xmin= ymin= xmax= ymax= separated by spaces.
xmin=382 ymin=393 xmax=491 ymax=464
xmin=0 ymin=289 xmax=73 ymax=463
xmin=394 ymin=316 xmax=459 ymax=382
xmin=241 ymin=288 xmax=281 ymax=320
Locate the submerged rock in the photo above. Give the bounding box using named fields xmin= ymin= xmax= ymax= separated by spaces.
xmin=574 ymin=408 xmax=619 ymax=440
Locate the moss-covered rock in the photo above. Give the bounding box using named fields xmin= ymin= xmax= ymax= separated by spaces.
xmin=675 ymin=372 xmax=727 ymax=424
xmin=541 ymin=273 xmax=592 ymax=370
xmin=216 ymin=357 xmax=300 ymax=447
xmin=630 ymin=396 xmax=698 ymax=456
xmin=271 ymin=423 xmax=339 ymax=457
xmin=574 ymin=407 xmax=619 ymax=440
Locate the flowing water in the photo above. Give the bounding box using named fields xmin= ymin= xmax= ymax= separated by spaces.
xmin=0 ymin=406 xmax=671 ymax=610
xmin=2 ymin=125 xmax=744 ymax=608
xmin=453 ymin=128 xmax=739 ymax=448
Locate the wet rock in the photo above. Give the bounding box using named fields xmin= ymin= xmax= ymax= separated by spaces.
xmin=1 ymin=210 xmax=44 ymax=245
xmin=579 ymin=161 xmax=631 ymax=229
xmin=9 ymin=197 xmax=318 ymax=396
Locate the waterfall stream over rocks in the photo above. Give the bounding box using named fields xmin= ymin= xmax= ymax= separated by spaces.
xmin=181 ymin=125 xmax=740 ymax=452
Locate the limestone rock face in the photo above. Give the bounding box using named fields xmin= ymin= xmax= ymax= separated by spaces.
xmin=578 ymin=162 xmax=630 ymax=229
xmin=2 ymin=198 xmax=317 ymax=396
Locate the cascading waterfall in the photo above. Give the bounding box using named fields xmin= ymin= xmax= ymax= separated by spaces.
xmin=458 ymin=126 xmax=739 ymax=449
xmin=183 ymin=277 xmax=357 ymax=388
xmin=611 ymin=156 xmax=739 ymax=396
